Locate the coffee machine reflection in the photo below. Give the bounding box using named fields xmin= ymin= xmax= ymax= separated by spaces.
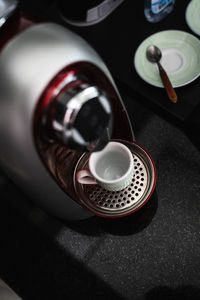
xmin=0 ymin=2 xmax=139 ymax=220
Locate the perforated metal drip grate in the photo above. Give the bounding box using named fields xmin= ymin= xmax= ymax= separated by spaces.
xmin=73 ymin=140 xmax=156 ymax=218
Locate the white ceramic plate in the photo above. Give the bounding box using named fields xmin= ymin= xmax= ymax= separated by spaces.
xmin=134 ymin=30 xmax=200 ymax=88
xmin=186 ymin=0 xmax=200 ymax=36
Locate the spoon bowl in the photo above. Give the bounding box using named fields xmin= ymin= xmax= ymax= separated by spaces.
xmin=146 ymin=45 xmax=162 ymax=63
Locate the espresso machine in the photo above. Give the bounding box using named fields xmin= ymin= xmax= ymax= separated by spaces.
xmin=0 ymin=0 xmax=156 ymax=220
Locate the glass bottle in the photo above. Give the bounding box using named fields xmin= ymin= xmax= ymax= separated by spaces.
xmin=144 ymin=0 xmax=175 ymax=23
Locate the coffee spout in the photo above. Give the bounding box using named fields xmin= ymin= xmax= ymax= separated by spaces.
xmin=86 ymin=126 xmax=112 ymax=152
xmin=40 ymin=74 xmax=113 ymax=152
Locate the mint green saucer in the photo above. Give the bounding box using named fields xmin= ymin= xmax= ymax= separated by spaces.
xmin=186 ymin=0 xmax=200 ymax=36
xmin=134 ymin=30 xmax=200 ymax=88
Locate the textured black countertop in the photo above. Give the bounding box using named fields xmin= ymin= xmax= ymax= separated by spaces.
xmin=1 ymin=89 xmax=200 ymax=300
xmin=1 ymin=1 xmax=200 ymax=299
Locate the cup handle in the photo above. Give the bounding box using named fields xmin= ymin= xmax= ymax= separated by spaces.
xmin=76 ymin=170 xmax=97 ymax=185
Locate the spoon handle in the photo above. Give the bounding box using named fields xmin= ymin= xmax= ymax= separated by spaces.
xmin=157 ymin=62 xmax=177 ymax=103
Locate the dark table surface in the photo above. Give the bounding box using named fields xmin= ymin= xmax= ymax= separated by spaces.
xmin=1 ymin=1 xmax=200 ymax=299
xmin=51 ymin=0 xmax=200 ymax=124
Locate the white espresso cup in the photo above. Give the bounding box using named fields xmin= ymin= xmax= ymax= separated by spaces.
xmin=76 ymin=141 xmax=134 ymax=191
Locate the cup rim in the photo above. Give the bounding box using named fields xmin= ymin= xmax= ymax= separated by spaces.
xmin=88 ymin=141 xmax=134 ymax=184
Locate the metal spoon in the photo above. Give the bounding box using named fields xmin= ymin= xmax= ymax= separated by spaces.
xmin=146 ymin=45 xmax=177 ymax=103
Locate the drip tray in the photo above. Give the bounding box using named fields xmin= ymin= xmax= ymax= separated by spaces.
xmin=73 ymin=140 xmax=156 ymax=218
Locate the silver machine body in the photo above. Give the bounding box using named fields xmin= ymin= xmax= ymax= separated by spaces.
xmin=0 ymin=18 xmax=135 ymax=220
